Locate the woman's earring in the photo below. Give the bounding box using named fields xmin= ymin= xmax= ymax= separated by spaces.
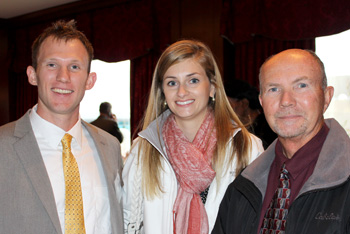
xmin=164 ymin=100 xmax=167 ymax=106
xmin=211 ymin=96 xmax=215 ymax=102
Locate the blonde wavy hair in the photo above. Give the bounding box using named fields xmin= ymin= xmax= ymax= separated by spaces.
xmin=137 ymin=39 xmax=252 ymax=199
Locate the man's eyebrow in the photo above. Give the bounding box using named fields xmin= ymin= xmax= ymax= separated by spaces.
xmin=263 ymin=82 xmax=280 ymax=87
xmin=293 ymin=76 xmax=309 ymax=84
xmin=43 ymin=58 xmax=83 ymax=62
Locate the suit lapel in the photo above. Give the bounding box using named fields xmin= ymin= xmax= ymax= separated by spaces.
xmin=83 ymin=121 xmax=123 ymax=234
xmin=14 ymin=112 xmax=62 ymax=234
xmin=83 ymin=121 xmax=115 ymax=189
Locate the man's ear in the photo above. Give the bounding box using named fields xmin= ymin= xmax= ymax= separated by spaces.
xmin=27 ymin=66 xmax=38 ymax=86
xmin=323 ymin=86 xmax=334 ymax=113
xmin=85 ymin=72 xmax=97 ymax=90
xmin=259 ymin=94 xmax=263 ymax=108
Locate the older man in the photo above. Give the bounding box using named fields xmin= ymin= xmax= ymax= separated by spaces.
xmin=212 ymin=49 xmax=350 ymax=233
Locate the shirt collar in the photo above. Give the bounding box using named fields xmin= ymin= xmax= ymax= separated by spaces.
xmin=275 ymin=123 xmax=329 ymax=180
xmin=29 ymin=104 xmax=83 ymax=150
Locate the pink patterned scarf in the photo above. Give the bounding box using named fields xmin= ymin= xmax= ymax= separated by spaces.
xmin=162 ymin=111 xmax=217 ymax=234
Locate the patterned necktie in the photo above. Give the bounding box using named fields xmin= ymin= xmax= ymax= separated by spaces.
xmin=61 ymin=133 xmax=86 ymax=234
xmin=260 ymin=163 xmax=291 ymax=234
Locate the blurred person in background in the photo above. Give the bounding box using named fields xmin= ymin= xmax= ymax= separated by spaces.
xmin=226 ymin=82 xmax=277 ymax=149
xmin=91 ymin=102 xmax=124 ymax=143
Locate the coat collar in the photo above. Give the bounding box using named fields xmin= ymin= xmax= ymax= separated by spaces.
xmin=138 ymin=109 xmax=172 ymax=158
xmin=242 ymin=118 xmax=350 ymax=198
xmin=82 ymin=120 xmax=124 ymax=233
xmin=138 ymin=109 xmax=242 ymax=159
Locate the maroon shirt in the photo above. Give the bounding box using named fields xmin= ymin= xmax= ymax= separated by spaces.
xmin=257 ymin=123 xmax=329 ymax=232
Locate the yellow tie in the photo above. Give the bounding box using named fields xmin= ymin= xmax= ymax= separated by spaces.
xmin=61 ymin=133 xmax=86 ymax=234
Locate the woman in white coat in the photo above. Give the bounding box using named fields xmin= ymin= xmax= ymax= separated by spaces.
xmin=123 ymin=39 xmax=264 ymax=234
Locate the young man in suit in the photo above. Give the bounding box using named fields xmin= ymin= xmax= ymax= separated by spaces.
xmin=0 ymin=20 xmax=124 ymax=234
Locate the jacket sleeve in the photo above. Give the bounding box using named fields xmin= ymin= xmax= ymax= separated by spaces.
xmin=211 ymin=182 xmax=234 ymax=234
xmin=211 ymin=134 xmax=263 ymax=234
xmin=122 ymin=141 xmax=143 ymax=233
xmin=111 ymin=122 xmax=124 ymax=143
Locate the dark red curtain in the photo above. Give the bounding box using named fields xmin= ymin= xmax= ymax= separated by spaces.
xmin=224 ymin=36 xmax=315 ymax=89
xmin=130 ymin=52 xmax=158 ymax=138
xmin=8 ymin=23 xmax=45 ymax=120
xmin=129 ymin=0 xmax=171 ymax=136
xmin=83 ymin=0 xmax=155 ymax=62
xmin=221 ymin=0 xmax=350 ymax=90
xmin=221 ymin=0 xmax=350 ymax=43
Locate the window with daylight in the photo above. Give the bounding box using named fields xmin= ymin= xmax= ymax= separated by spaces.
xmin=316 ymin=30 xmax=350 ymax=136
xmin=80 ymin=59 xmax=131 ymax=156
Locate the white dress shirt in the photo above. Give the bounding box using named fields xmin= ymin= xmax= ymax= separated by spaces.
xmin=29 ymin=105 xmax=111 ymax=234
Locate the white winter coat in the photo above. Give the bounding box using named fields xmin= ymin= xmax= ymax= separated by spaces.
xmin=122 ymin=110 xmax=264 ymax=234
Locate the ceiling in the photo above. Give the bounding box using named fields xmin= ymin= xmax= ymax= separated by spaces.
xmin=0 ymin=0 xmax=79 ymax=19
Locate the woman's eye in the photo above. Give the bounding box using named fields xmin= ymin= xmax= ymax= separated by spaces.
xmin=167 ymin=80 xmax=177 ymax=86
xmin=189 ymin=78 xmax=199 ymax=84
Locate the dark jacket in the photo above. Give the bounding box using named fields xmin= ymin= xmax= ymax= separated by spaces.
xmin=91 ymin=115 xmax=123 ymax=143
xmin=212 ymin=118 xmax=350 ymax=234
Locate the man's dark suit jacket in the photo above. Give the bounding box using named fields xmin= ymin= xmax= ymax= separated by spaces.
xmin=91 ymin=115 xmax=124 ymax=143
